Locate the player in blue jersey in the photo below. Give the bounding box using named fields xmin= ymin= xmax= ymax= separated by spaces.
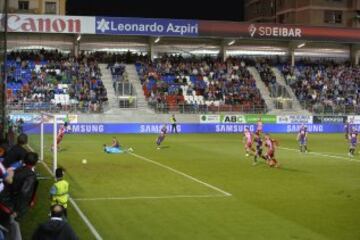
xmin=253 ymin=132 xmax=265 ymax=165
xmin=348 ymin=128 xmax=358 ymax=157
xmin=297 ymin=125 xmax=308 ymax=153
xmin=156 ymin=125 xmax=167 ymax=149
xmin=344 ymin=120 xmax=352 ymax=140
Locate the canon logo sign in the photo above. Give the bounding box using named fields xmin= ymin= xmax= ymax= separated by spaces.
xmin=3 ymin=14 xmax=82 ymax=33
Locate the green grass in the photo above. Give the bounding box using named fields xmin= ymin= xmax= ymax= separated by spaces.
xmin=23 ymin=133 xmax=360 ymax=240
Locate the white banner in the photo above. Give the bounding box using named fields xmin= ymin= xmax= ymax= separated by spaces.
xmin=200 ymin=115 xmax=220 ymax=123
xmin=0 ymin=14 xmax=95 ymax=34
xmin=348 ymin=115 xmax=360 ymax=124
xmin=10 ymin=113 xmax=41 ymax=123
xmin=276 ymin=115 xmax=290 ymax=123
xmin=221 ymin=115 xmax=245 ymax=123
xmin=42 ymin=114 xmax=78 ymax=124
xmin=277 ymin=115 xmax=313 ymax=124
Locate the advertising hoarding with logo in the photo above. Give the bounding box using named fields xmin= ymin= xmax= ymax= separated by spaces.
xmin=2 ymin=14 xmax=360 ymax=43
xmin=41 ymin=114 xmax=78 ymax=124
xmin=245 ymin=114 xmax=276 ymax=123
xmin=200 ymin=115 xmax=220 ymax=123
xmin=277 ymin=115 xmax=313 ymax=124
xmin=313 ymin=116 xmax=347 ymax=124
xmin=220 ymin=115 xmax=245 ymax=123
xmin=10 ymin=114 xmax=41 ymax=123
xmin=1 ymin=14 xmax=95 ymax=34
xmin=198 ymin=21 xmax=360 ymax=42
xmin=200 ymin=115 xmax=245 ymax=123
xmin=347 ymin=115 xmax=360 ymax=124
xmin=95 ymin=17 xmax=198 ymax=36
xmin=201 ymin=115 xmax=276 ymax=123
xmin=25 ymin=123 xmax=348 ymax=134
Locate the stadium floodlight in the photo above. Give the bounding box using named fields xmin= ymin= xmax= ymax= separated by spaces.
xmin=76 ymin=34 xmax=81 ymax=41
xmin=154 ymin=37 xmax=161 ymax=43
xmin=297 ymin=42 xmax=306 ymax=48
xmin=227 ymin=50 xmax=287 ymax=56
xmin=228 ymin=40 xmax=235 ymax=46
xmin=190 ymin=49 xmax=220 ymax=55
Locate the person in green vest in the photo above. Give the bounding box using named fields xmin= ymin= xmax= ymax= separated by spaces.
xmin=50 ymin=168 xmax=69 ymax=217
xmin=170 ymin=114 xmax=178 ymax=134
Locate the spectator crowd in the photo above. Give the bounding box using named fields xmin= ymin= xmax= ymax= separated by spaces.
xmin=7 ymin=50 xmax=108 ymax=113
xmin=6 ymin=50 xmax=360 ymax=114
xmin=136 ymin=55 xmax=266 ymax=113
xmin=282 ymin=61 xmax=360 ymax=113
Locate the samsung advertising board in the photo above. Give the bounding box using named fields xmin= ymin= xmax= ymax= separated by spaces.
xmin=24 ymin=123 xmax=346 ymax=134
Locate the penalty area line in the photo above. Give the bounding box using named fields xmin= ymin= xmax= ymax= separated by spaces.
xmin=74 ymin=194 xmax=228 ymax=201
xmin=279 ymin=147 xmax=360 ymax=163
xmin=129 ymin=152 xmax=232 ymax=197
xmin=27 ymin=145 xmax=103 ymax=240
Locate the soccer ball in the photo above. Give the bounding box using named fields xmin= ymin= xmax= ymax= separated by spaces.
xmin=128 ymin=147 xmax=134 ymax=152
xmin=82 ymin=159 xmax=87 ymax=164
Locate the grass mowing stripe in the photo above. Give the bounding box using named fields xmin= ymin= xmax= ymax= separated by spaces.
xmin=27 ymin=145 xmax=103 ymax=240
xmin=129 ymin=152 xmax=232 ymax=197
xmin=279 ymin=147 xmax=360 ymax=163
xmin=73 ymin=194 xmax=227 ymax=201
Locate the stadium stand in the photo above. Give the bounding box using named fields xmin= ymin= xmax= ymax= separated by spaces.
xmin=6 ymin=50 xmax=108 ymax=113
xmin=281 ymin=61 xmax=360 ymax=114
xmin=255 ymin=58 xmax=278 ymax=97
xmin=136 ymin=56 xmax=266 ymax=113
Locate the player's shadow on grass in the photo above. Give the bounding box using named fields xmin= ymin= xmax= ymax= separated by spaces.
xmin=277 ymin=166 xmax=306 ymax=173
xmin=159 ymin=145 xmax=170 ymax=149
xmin=257 ymin=162 xmax=306 ymax=173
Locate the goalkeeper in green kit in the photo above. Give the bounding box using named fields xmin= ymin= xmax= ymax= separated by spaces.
xmin=64 ymin=114 xmax=71 ymax=133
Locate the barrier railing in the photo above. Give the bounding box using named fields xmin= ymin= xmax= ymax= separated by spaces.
xmin=148 ymin=102 xmax=267 ymax=114
xmin=299 ymin=101 xmax=360 ymax=115
xmin=115 ymin=81 xmax=135 ymax=97
xmin=7 ymin=101 xmax=107 ymax=113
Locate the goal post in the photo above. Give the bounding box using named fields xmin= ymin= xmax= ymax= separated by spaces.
xmin=24 ymin=112 xmax=62 ymax=175
xmin=40 ymin=112 xmax=59 ymax=175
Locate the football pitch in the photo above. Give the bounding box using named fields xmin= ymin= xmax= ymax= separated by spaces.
xmin=24 ymin=133 xmax=360 ymax=240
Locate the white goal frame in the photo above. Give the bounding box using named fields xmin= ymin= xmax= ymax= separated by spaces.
xmin=40 ymin=112 xmax=59 ymax=175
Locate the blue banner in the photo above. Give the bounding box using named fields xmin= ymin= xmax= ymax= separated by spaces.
xmin=95 ymin=17 xmax=198 ymax=36
xmin=24 ymin=123 xmax=348 ymax=134
xmin=10 ymin=113 xmax=41 ymax=123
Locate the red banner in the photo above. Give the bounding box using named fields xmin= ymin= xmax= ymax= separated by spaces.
xmin=199 ymin=21 xmax=360 ymax=42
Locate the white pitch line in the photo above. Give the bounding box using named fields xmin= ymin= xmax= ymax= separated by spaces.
xmin=74 ymin=194 xmax=227 ymax=201
xmin=279 ymin=147 xmax=360 ymax=163
xmin=129 ymin=152 xmax=232 ymax=196
xmin=28 ymin=145 xmax=103 ymax=240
